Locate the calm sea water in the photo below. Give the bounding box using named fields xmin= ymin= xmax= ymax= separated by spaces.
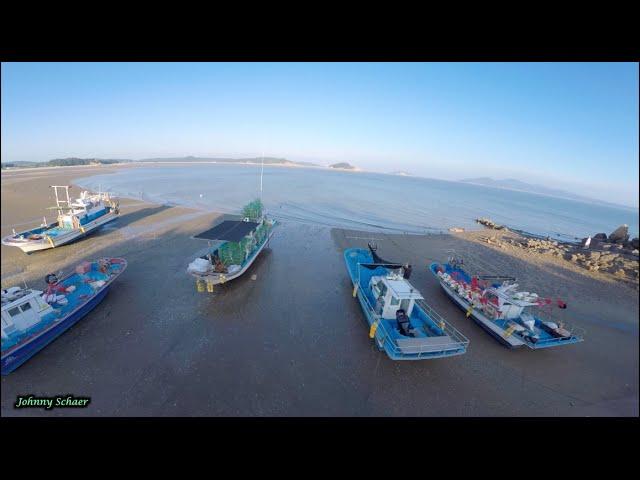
xmin=76 ymin=164 xmax=639 ymax=241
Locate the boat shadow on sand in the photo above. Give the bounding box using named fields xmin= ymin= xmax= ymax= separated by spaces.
xmin=49 ymin=205 xmax=175 ymax=245
xmin=199 ymin=248 xmax=274 ymax=312
xmin=98 ymin=205 xmax=173 ymax=231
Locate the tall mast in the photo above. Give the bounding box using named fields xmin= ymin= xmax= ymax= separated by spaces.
xmin=260 ymin=151 xmax=264 ymax=198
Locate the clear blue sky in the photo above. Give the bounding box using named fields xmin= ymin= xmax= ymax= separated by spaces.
xmin=2 ymin=62 xmax=638 ymax=206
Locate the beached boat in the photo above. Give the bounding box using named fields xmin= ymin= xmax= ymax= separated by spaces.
xmin=429 ymin=254 xmax=583 ymax=349
xmin=1 ymin=257 xmax=127 ymax=374
xmin=344 ymin=245 xmax=468 ymax=360
xmin=187 ymin=199 xmax=276 ymax=290
xmin=1 ymin=185 xmax=120 ymax=254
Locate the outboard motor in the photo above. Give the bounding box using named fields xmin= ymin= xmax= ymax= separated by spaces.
xmin=403 ymin=264 xmax=412 ymax=279
xmin=396 ymin=309 xmax=414 ymax=337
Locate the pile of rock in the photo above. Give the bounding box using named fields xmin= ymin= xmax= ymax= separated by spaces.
xmin=476 ymin=224 xmax=639 ymax=283
xmin=582 ymin=225 xmax=639 ymax=253
xmin=476 ymin=218 xmax=507 ymax=230
xmin=565 ymin=250 xmax=639 ymax=279
xmin=503 ymin=237 xmax=572 ymax=257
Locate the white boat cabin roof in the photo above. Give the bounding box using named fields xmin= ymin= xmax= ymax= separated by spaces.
xmin=488 ymin=284 xmax=539 ymax=307
xmin=2 ymin=287 xmax=43 ymax=309
xmin=372 ymin=275 xmax=424 ymax=300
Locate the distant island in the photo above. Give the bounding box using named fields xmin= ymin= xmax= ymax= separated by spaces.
xmin=1 ymin=158 xmax=132 ymax=169
xmin=1 ymin=156 xmax=318 ymax=170
xmin=329 ymin=162 xmax=358 ymax=170
xmin=138 ymin=156 xmax=320 ymax=167
xmin=459 ymin=177 xmax=627 ymax=208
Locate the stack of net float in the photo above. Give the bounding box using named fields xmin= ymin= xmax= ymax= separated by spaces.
xmin=437 ymin=271 xmax=481 ymax=302
xmin=437 ymin=271 xmax=497 ymax=318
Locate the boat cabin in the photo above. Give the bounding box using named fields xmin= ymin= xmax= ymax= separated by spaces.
xmin=49 ymin=187 xmax=110 ymax=230
xmin=1 ymin=288 xmax=53 ymax=340
xmin=368 ymin=274 xmax=424 ymax=320
xmin=483 ymin=284 xmax=539 ymax=320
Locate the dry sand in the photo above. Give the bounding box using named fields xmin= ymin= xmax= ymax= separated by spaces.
xmin=1 ymin=166 xmax=638 ymax=416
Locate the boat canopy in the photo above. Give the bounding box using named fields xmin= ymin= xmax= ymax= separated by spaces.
xmin=359 ymin=262 xmax=404 ymax=270
xmin=194 ymin=220 xmax=259 ymax=242
xmin=366 ymin=243 xmax=404 ymax=267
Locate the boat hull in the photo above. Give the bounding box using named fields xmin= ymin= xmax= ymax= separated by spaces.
xmin=2 ymin=212 xmax=118 ymax=253
xmin=1 ymin=287 xmax=109 ymax=374
xmin=189 ymin=226 xmax=275 ymax=286
xmin=437 ymin=277 xmax=524 ymax=348
xmin=345 ymin=249 xmax=468 ymax=360
xmin=1 ymin=257 xmax=127 ymax=375
xmin=429 ymin=263 xmax=582 ymax=349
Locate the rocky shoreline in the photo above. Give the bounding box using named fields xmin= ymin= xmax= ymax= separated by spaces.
xmin=471 ymin=219 xmax=639 ymax=286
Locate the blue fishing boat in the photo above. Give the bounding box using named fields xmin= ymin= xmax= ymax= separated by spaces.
xmin=1 ymin=257 xmax=127 ymax=374
xmin=429 ymin=254 xmax=583 ymax=349
xmin=344 ymin=245 xmax=468 ymax=360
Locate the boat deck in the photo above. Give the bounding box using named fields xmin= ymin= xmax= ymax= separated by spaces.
xmin=1 ymin=260 xmax=125 ymax=353
xmin=430 ymin=262 xmax=583 ymax=349
xmin=42 ymin=226 xmax=74 ymax=237
xmin=345 ymin=248 xmax=468 ymax=359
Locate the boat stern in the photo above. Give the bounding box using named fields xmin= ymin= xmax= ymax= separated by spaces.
xmin=1 ymin=233 xmax=51 ymax=253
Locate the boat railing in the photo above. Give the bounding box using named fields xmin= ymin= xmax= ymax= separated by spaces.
xmin=529 ymin=305 xmax=586 ymax=343
xmin=415 ymin=299 xmax=470 ymax=347
xmin=532 ymin=322 xmax=585 ymax=345
xmin=355 ymin=281 xmax=469 ymax=357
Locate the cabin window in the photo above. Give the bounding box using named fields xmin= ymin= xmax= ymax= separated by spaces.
xmin=390 ymin=296 xmax=399 ymax=306
xmin=20 ymin=303 xmax=32 ymax=312
xmin=400 ymin=299 xmax=410 ymax=312
xmin=376 ymin=281 xmax=387 ymax=297
xmin=8 ymin=307 xmax=20 ymax=317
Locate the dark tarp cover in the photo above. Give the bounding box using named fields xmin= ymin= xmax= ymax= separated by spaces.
xmin=363 ymin=243 xmax=403 ymax=270
xmin=359 ymin=263 xmax=404 ymax=270
xmin=194 ymin=220 xmax=259 ymax=242
xmin=368 ymin=243 xmax=400 ymax=265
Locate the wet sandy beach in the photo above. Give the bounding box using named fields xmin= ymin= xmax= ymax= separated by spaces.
xmin=1 ymin=167 xmax=638 ymax=416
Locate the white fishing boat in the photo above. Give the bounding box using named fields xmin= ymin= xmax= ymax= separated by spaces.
xmin=187 ymin=199 xmax=277 ymax=291
xmin=1 ymin=186 xmax=120 ymax=254
xmin=187 ymin=154 xmax=278 ymax=291
xmin=430 ymin=253 xmax=584 ymax=349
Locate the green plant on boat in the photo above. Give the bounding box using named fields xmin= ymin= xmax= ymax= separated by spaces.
xmin=218 ymin=199 xmax=270 ymax=266
xmin=219 ymin=239 xmax=246 ymax=266
xmin=254 ymin=222 xmax=268 ymax=244
xmin=242 ymin=198 xmax=263 ymax=221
